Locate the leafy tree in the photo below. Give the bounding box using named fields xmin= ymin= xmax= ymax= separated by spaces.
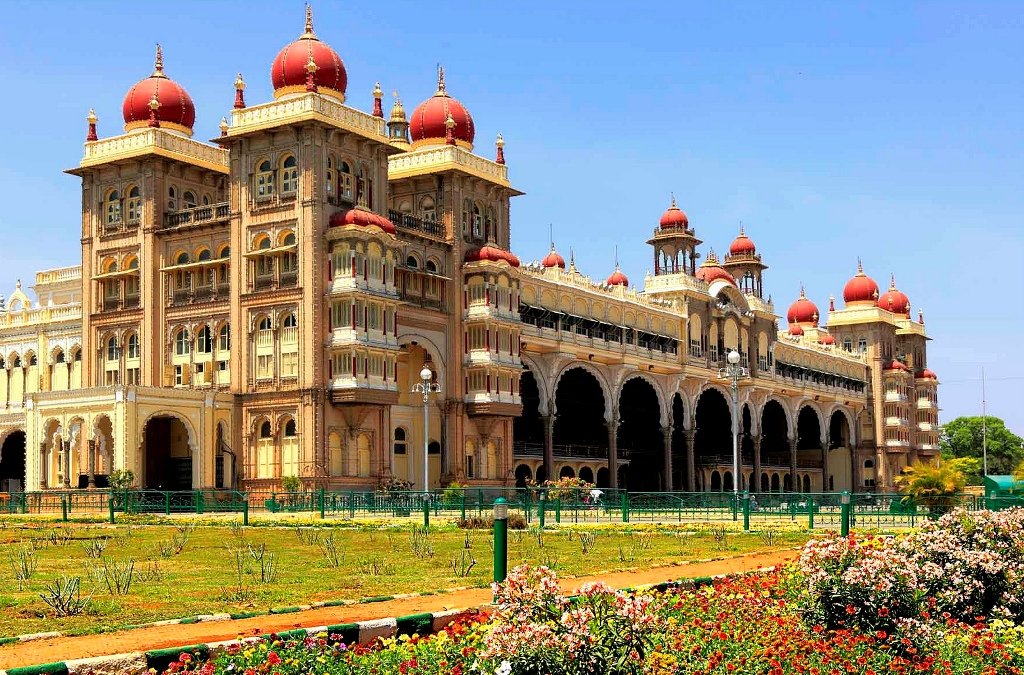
xmin=939 ymin=416 xmax=1023 ymax=476
xmin=108 ymin=469 xmax=135 ymax=490
xmin=897 ymin=457 xmax=979 ymax=514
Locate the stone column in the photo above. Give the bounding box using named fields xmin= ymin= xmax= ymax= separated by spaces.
xmin=821 ymin=432 xmax=830 ymax=492
xmin=753 ymin=436 xmax=762 ymax=494
xmin=662 ymin=426 xmax=673 ymax=492
xmin=788 ymin=436 xmax=798 ymax=492
xmin=39 ymin=442 xmax=47 ymax=489
xmin=87 ymin=439 xmax=96 ymax=488
xmin=607 ymin=415 xmax=619 ymax=488
xmin=541 ymin=414 xmax=555 ymax=483
xmin=63 ymin=440 xmax=71 ymax=489
xmin=684 ymin=429 xmax=696 ymax=491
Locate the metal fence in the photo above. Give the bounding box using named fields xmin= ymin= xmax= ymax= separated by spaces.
xmin=0 ymin=487 xmax=994 ymax=529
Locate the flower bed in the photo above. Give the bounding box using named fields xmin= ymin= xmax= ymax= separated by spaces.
xmin=166 ymin=509 xmax=1024 ymax=674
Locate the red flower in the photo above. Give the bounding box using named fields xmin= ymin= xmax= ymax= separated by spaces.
xmin=878 ymin=607 xmax=890 ymax=617
xmin=267 ymin=651 xmax=282 ymax=666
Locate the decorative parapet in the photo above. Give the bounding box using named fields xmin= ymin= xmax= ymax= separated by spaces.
xmin=229 ymin=93 xmax=386 ymax=142
xmin=35 ymin=266 xmax=81 ymax=287
xmin=0 ymin=303 xmax=82 ymax=329
xmin=388 ymin=145 xmax=511 ymax=187
xmin=78 ymin=129 xmax=228 ymax=173
xmin=521 ymin=265 xmax=678 ymax=315
xmin=642 ymin=271 xmax=708 ymax=296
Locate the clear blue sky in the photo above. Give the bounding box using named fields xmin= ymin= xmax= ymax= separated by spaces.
xmin=0 ymin=2 xmax=1021 ymax=435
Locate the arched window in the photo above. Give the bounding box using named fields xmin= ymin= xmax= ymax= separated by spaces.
xmin=282 ymin=232 xmax=296 ymax=246
xmin=255 ymin=160 xmax=273 ymax=197
xmin=106 ymin=336 xmax=118 ymax=361
xmin=339 ymin=161 xmax=353 ymax=201
xmin=183 ymin=191 xmax=197 ymax=209
xmin=326 ymin=155 xmax=335 ymax=197
xmin=10 ymin=355 xmax=21 ymax=368
xmin=127 ymin=186 xmax=141 ymax=223
xmin=259 ymin=421 xmax=272 ymax=438
xmin=202 ymin=194 xmax=211 ymax=206
xmin=127 ymin=333 xmax=140 ymax=359
xmin=282 ymin=313 xmax=297 ymax=329
xmin=420 ymin=196 xmax=436 ymax=223
xmin=406 ymin=255 xmax=419 ymax=269
xmin=106 ymin=190 xmax=121 ymax=224
xmin=197 ymin=249 xmax=212 ymax=262
xmin=168 ymin=186 xmax=177 ymax=211
xmin=258 ymin=317 xmax=272 ymax=332
xmin=174 ymin=328 xmax=190 ymax=355
xmin=393 ymin=427 xmax=407 ymax=455
xmin=218 ymin=324 xmax=231 ymax=352
xmin=176 ymin=252 xmax=190 ymax=265
xmin=54 ymin=349 xmax=65 ymax=364
xmin=284 ymin=419 xmax=297 ymax=437
xmin=73 ymin=349 xmax=82 ymax=362
xmin=28 ymin=353 xmax=37 ymax=367
xmin=196 ymin=325 xmax=213 ymax=353
xmin=426 ymin=259 xmax=438 ymax=274
xmin=280 ymin=155 xmax=298 ymax=194
xmin=218 ymin=245 xmax=230 ymax=259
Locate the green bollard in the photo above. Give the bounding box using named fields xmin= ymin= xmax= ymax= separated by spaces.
xmin=621 ymin=491 xmax=629 ymax=523
xmin=493 ymin=497 xmax=508 ymax=586
xmin=460 ymin=491 xmax=467 ymax=522
xmin=840 ymin=491 xmax=851 ymax=536
xmin=61 ymin=496 xmax=68 ymax=522
xmin=808 ymin=496 xmax=814 ymax=530
xmin=108 ymin=493 xmax=115 ymax=524
xmin=423 ymin=498 xmax=430 ymax=529
xmin=165 ymin=491 xmax=171 ymax=516
xmin=555 ymin=498 xmax=561 ymax=524
xmin=319 ymin=487 xmax=326 ymax=519
xmin=732 ymin=494 xmax=739 ymax=522
xmin=243 ymin=496 xmax=250 ymax=527
xmin=196 ymin=491 xmax=205 ymax=515
xmin=538 ymin=493 xmax=546 ymax=529
xmin=742 ymin=492 xmax=751 ymax=532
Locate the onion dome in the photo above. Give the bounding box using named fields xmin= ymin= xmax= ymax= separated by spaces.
xmin=271 ymin=6 xmax=347 ymax=102
xmin=843 ymin=259 xmax=880 ymax=305
xmin=122 ymin=45 xmax=196 ymax=136
xmin=819 ymin=333 xmax=836 ymax=345
xmin=464 ymin=245 xmax=520 ymax=267
xmin=883 ymin=359 xmax=910 ymax=372
xmin=877 ymin=273 xmax=911 ymax=316
xmin=788 ymin=324 xmax=804 ymax=336
xmin=606 ymin=267 xmax=629 ymax=287
xmin=786 ymin=286 xmax=819 ymax=326
xmin=328 ymin=209 xmax=396 ymax=235
xmin=729 ymin=226 xmax=756 ymax=255
xmin=410 ymin=66 xmax=475 ymax=150
xmin=695 ymin=251 xmax=735 ymax=284
xmin=659 ymin=194 xmax=689 ymax=229
xmin=542 ymin=244 xmax=565 ymax=269
xmin=916 ymin=368 xmax=938 ymax=380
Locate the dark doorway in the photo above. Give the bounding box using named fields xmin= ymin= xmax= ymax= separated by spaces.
xmin=0 ymin=431 xmax=26 ymax=493
xmin=618 ymin=378 xmax=662 ymax=491
xmin=142 ymin=416 xmax=192 ymax=490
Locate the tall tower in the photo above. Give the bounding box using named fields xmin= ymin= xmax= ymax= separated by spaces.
xmin=647 ymin=196 xmax=701 ymax=276
xmin=722 ymin=226 xmax=767 ymax=298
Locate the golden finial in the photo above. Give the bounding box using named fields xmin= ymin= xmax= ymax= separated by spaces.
xmin=389 ymin=91 xmax=406 ymax=121
xmin=856 ymin=257 xmax=864 ymax=274
xmin=739 ymin=221 xmax=745 ymax=236
xmin=799 ymin=283 xmax=806 ymax=298
xmin=373 ymin=82 xmax=383 ymax=98
xmin=496 ymin=132 xmax=505 ymax=148
xmin=153 ymin=44 xmax=164 ymax=77
xmin=670 ymin=192 xmax=676 ymax=208
xmin=304 ymin=3 xmax=315 ymax=36
xmin=219 ymin=117 xmax=229 ymax=136
xmin=235 ymin=73 xmax=245 ymax=91
xmin=87 ymin=108 xmax=97 ymax=124
xmin=436 ymin=64 xmax=447 ymax=95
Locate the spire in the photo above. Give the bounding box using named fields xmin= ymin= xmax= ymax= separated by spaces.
xmin=219 ymin=117 xmax=229 ymax=137
xmin=147 ymin=92 xmax=160 ymax=128
xmin=738 ymin=221 xmax=745 ymax=236
xmin=856 ymin=257 xmax=864 ymax=275
xmin=389 ymin=91 xmax=406 ymax=121
xmin=152 ymin=44 xmax=164 ymax=77
xmin=387 ymin=91 xmax=410 ymax=145
xmin=829 ymin=295 xmax=835 ymax=312
xmin=444 ymin=112 xmax=456 ymax=145
xmin=372 ymin=82 xmax=384 ymax=117
xmin=569 ymin=247 xmax=577 ymax=272
xmin=436 ymin=64 xmax=447 ymax=96
xmin=670 ymin=192 xmax=676 ymax=208
xmin=549 ymin=224 xmax=554 ymax=250
xmin=86 ymin=108 xmax=98 ymax=142
xmin=305 ymin=54 xmax=319 ymax=92
xmin=495 ymin=133 xmax=505 ymax=164
xmin=234 ymin=73 xmax=246 ymax=109
xmin=889 ymin=272 xmax=897 ymax=290
xmin=799 ymin=283 xmax=806 ymax=298
xmin=303 ymin=3 xmax=316 ymax=38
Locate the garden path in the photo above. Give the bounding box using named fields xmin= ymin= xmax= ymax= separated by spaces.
xmin=0 ymin=549 xmax=798 ymax=668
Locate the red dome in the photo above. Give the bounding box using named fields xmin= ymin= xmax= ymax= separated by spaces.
xmin=542 ymin=245 xmax=565 ymax=269
xmin=843 ymin=261 xmax=880 ymax=305
xmin=883 ymin=359 xmax=910 ymax=372
xmin=659 ymin=196 xmax=689 ymax=229
xmin=877 ymin=274 xmax=911 ymax=316
xmin=788 ymin=324 xmax=804 ymax=336
xmin=819 ymin=334 xmax=836 ymax=345
xmin=787 ymin=287 xmax=819 ymax=326
xmin=270 ymin=7 xmax=347 ymax=101
xmin=122 ymin=46 xmax=195 ymax=136
xmin=465 ymin=245 xmax=520 ymax=268
xmin=410 ymin=67 xmax=475 ymax=149
xmin=695 ymin=252 xmax=735 ymax=285
xmin=328 ymin=208 xmax=396 ymax=235
xmin=729 ymin=227 xmax=756 ymax=255
xmin=916 ymin=368 xmax=938 ymax=380
xmin=606 ymin=268 xmax=629 ymax=286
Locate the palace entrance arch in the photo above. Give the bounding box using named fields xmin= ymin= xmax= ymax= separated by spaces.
xmin=0 ymin=431 xmax=25 ymax=493
xmin=141 ymin=416 xmax=193 ymax=490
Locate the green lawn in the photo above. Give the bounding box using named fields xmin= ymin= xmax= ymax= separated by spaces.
xmin=0 ymin=519 xmax=809 ymax=637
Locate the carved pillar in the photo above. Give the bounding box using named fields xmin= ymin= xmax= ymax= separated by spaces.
xmin=62 ymin=440 xmax=71 ymax=489
xmin=662 ymin=425 xmax=673 ymax=492
xmin=607 ymin=415 xmax=619 ymax=488
xmin=684 ymin=429 xmax=696 ymax=491
xmin=87 ymin=439 xmax=96 ymax=488
xmin=541 ymin=414 xmax=554 ymax=483
xmin=39 ymin=442 xmax=47 ymax=489
xmin=753 ymin=436 xmax=762 ymax=494
xmin=821 ymin=432 xmax=830 ymax=492
xmin=788 ymin=436 xmax=798 ymax=492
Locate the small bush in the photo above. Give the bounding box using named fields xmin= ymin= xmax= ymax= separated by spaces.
xmin=40 ymin=576 xmax=91 ymax=617
xmin=456 ymin=513 xmax=527 ymax=530
xmin=319 ymin=531 xmax=343 ymax=568
xmin=449 ymin=549 xmax=476 ymax=577
xmin=9 ymin=543 xmax=38 ymax=590
xmin=97 ymin=558 xmax=134 ymax=595
xmin=81 ymin=538 xmax=108 ymax=559
xmin=357 ymin=555 xmax=393 ymax=576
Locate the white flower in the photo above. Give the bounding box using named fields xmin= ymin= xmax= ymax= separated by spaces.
xmin=495 ymin=660 xmax=512 ymax=675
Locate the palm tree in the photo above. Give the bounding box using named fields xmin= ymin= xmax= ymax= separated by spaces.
xmin=897 ymin=457 xmax=979 ymax=516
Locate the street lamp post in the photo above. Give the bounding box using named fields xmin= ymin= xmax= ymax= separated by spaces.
xmin=412 ymin=366 xmax=441 ymax=494
xmin=719 ymin=349 xmax=749 ymax=498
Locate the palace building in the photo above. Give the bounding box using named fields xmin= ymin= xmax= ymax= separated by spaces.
xmin=0 ymin=8 xmax=940 ymax=496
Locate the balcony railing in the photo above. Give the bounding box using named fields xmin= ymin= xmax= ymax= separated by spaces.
xmin=388 ymin=210 xmax=444 ymax=238
xmin=513 ymin=443 xmax=630 ymax=460
xmin=163 ymin=202 xmax=231 ymax=229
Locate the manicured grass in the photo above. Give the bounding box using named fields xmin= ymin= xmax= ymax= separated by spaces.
xmin=0 ymin=519 xmax=809 ymax=637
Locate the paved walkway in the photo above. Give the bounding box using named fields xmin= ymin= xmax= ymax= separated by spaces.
xmin=0 ymin=549 xmax=798 ymax=669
